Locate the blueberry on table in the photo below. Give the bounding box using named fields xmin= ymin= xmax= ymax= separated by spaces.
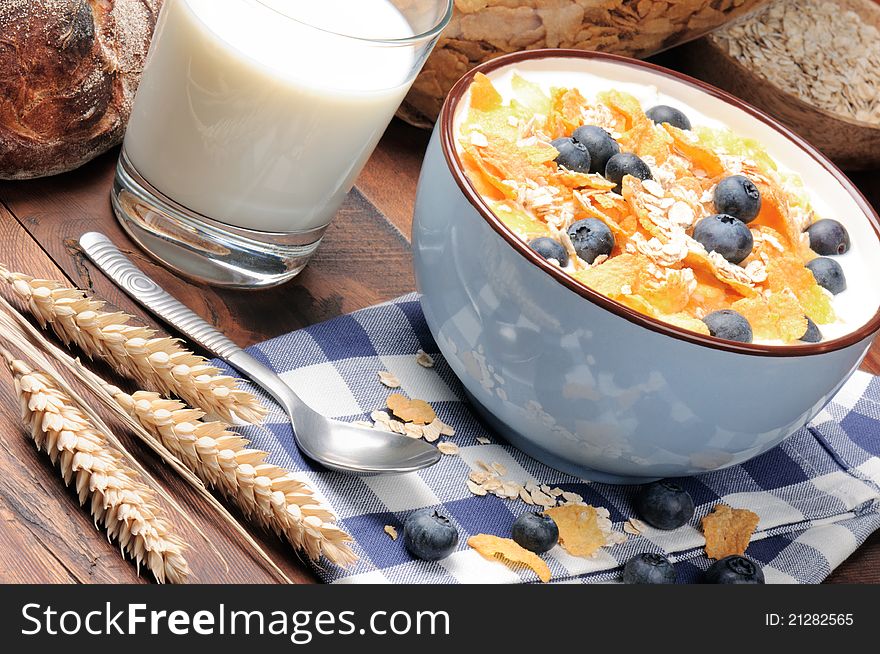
xmin=403 ymin=508 xmax=459 ymax=561
xmin=705 ymin=555 xmax=765 ymax=584
xmin=714 ymin=175 xmax=762 ymax=223
xmin=800 ymin=316 xmax=823 ymax=343
xmin=572 ymin=125 xmax=620 ymax=174
xmin=692 ymin=213 xmax=754 ymax=264
xmin=622 ymin=553 xmax=677 ymax=584
xmin=551 ymin=137 xmax=591 ymax=174
xmin=806 ymin=256 xmax=847 ymax=294
xmin=806 ymin=218 xmax=851 ymax=255
xmin=528 ymin=237 xmax=569 ymax=267
xmin=567 ymin=218 xmax=614 ymax=264
xmin=635 ymin=480 xmax=695 ymax=530
xmin=645 ymin=104 xmax=692 ymax=131
xmin=604 ymin=152 xmax=652 ymax=194
xmin=701 ymin=309 xmax=753 ymax=343
xmin=512 ymin=512 xmax=559 ymax=554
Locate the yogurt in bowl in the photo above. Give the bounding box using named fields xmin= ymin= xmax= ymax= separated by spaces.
xmin=412 ymin=50 xmax=880 ymax=483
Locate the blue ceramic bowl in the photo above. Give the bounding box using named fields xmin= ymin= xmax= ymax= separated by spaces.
xmin=412 ymin=50 xmax=880 ymax=483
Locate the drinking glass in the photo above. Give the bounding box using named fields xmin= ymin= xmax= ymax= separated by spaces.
xmin=112 ymin=0 xmax=452 ymax=287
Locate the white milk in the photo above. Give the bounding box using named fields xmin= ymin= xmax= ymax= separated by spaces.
xmin=124 ymin=0 xmax=416 ymax=233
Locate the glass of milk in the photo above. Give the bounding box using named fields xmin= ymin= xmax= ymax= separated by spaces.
xmin=112 ymin=0 xmax=452 ymax=288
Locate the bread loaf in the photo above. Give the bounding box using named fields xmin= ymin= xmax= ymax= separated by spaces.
xmin=0 ymin=0 xmax=162 ymax=179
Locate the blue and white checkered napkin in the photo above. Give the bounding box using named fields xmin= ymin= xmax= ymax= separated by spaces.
xmin=215 ymin=293 xmax=880 ymax=584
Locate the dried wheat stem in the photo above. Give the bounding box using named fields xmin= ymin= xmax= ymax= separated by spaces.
xmin=2 ymin=353 xmax=190 ymax=583
xmin=110 ymin=388 xmax=357 ymax=567
xmin=0 ymin=268 xmax=267 ymax=424
xmin=0 ymin=297 xmax=293 ymax=582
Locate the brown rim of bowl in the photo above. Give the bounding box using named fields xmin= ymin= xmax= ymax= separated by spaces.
xmin=439 ymin=48 xmax=880 ymax=358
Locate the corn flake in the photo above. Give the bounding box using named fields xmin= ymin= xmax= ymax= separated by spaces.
xmin=701 ymin=504 xmax=760 ymax=560
xmin=467 ymin=534 xmax=552 ymax=583
xmin=545 ymin=504 xmax=607 ymax=558
xmin=386 ymin=394 xmax=437 ymax=425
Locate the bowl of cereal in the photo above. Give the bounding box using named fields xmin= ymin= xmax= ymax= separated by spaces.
xmin=412 ymin=49 xmax=880 ymax=483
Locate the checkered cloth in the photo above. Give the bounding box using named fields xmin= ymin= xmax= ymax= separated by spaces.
xmin=214 ymin=294 xmax=880 ymax=584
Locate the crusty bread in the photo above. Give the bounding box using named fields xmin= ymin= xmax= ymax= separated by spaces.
xmin=0 ymin=0 xmax=162 ymax=179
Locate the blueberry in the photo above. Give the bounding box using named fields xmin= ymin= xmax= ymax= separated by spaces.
xmin=806 ymin=219 xmax=850 ymax=255
xmin=622 ymin=553 xmax=677 ymax=584
xmin=800 ymin=316 xmax=823 ymax=343
xmin=567 ymin=218 xmax=614 ymax=264
xmin=702 ymin=309 xmax=753 ymax=343
xmin=692 ymin=213 xmax=754 ymax=264
xmin=604 ymin=152 xmax=652 ymax=194
xmin=572 ymin=125 xmax=620 ymax=174
xmin=806 ymin=257 xmax=846 ymax=294
xmin=705 ymin=555 xmax=765 ymax=584
xmin=403 ymin=509 xmax=459 ymax=561
xmin=512 ymin=512 xmax=559 ymax=554
xmin=635 ymin=480 xmax=695 ymax=530
xmin=645 ymin=105 xmax=692 ymax=131
xmin=551 ymin=137 xmax=591 ymax=173
xmin=714 ymin=175 xmax=762 ymax=223
xmin=528 ymin=237 xmax=569 ymax=267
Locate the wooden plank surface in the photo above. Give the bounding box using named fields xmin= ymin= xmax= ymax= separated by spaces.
xmin=0 ymin=109 xmax=878 ymax=584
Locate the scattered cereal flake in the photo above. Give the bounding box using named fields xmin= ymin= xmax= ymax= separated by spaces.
xmin=500 ymin=481 xmax=521 ymax=499
xmin=467 ymin=480 xmax=488 ymax=496
xmin=438 ymin=442 xmax=460 ymax=456
xmin=384 ymin=525 xmax=398 ymax=541
xmin=416 ymin=349 xmax=435 ymax=368
xmin=386 ymin=393 xmax=437 ymax=425
xmin=519 ymin=487 xmax=535 ymax=505
xmin=467 ymin=534 xmax=551 ymax=583
xmin=387 ymin=419 xmax=407 ymax=435
xmin=404 ymin=423 xmax=424 ymax=439
xmin=492 ymin=462 xmax=508 ymax=476
xmin=439 ymin=421 xmax=456 ymax=436
xmin=546 ymin=504 xmax=608 ymax=558
xmin=371 ymin=409 xmax=391 ymax=423
xmin=476 ymin=436 xmax=491 ymax=445
xmin=623 ymin=519 xmax=646 ymax=536
xmin=561 ymin=491 xmax=583 ymax=504
xmin=377 ymin=370 xmax=401 ymax=388
xmin=549 ymin=487 xmax=564 ymax=498
xmin=469 ymin=470 xmax=491 ymax=484
xmin=701 ymin=504 xmax=760 ymax=560
xmin=483 ymin=477 xmax=503 ymax=492
xmin=530 ymin=489 xmax=555 ymax=508
xmin=422 ymin=420 xmax=442 ymax=443
xmin=525 ymin=480 xmax=539 ymax=493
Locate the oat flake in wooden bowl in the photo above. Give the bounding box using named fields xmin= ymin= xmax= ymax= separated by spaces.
xmin=681 ymin=0 xmax=880 ymax=169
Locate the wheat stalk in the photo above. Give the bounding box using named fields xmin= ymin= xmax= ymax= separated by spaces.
xmin=0 ymin=291 xmax=357 ymax=568
xmin=0 ymin=268 xmax=267 ymax=424
xmin=0 ymin=297 xmax=296 ymax=582
xmin=2 ymin=353 xmax=190 ymax=583
xmin=109 ymin=389 xmax=358 ymax=567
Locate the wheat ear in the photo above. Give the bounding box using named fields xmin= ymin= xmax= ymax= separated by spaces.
xmin=0 ymin=268 xmax=267 ymax=424
xmin=2 ymin=354 xmax=190 ymax=583
xmin=109 ymin=388 xmax=357 ymax=567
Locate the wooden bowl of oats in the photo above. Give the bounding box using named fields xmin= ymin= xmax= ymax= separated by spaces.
xmin=678 ymin=0 xmax=880 ymax=170
xmin=398 ymin=0 xmax=774 ymax=128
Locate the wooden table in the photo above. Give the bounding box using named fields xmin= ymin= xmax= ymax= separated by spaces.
xmin=1 ymin=117 xmax=879 ymax=584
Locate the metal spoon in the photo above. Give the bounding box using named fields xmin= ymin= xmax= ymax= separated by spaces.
xmin=79 ymin=232 xmax=441 ymax=474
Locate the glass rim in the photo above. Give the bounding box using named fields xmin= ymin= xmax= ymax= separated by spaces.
xmin=251 ymin=0 xmax=454 ymax=45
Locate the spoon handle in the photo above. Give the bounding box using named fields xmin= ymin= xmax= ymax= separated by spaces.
xmin=79 ymin=232 xmax=298 ymax=411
